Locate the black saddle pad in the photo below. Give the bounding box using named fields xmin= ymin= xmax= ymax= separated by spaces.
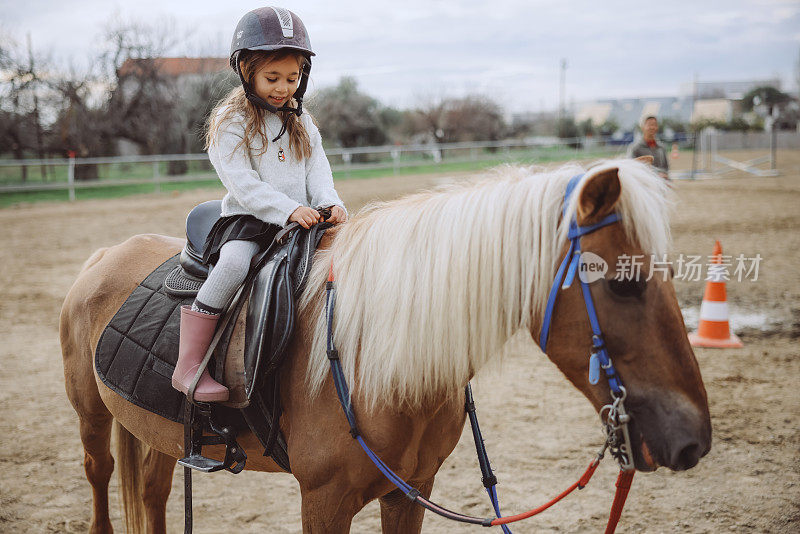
xmin=94 ymin=254 xmax=239 ymax=425
xmin=94 ymin=253 xmax=292 ymax=472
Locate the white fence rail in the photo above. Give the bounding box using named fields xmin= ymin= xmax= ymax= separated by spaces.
xmin=0 ymin=136 xmax=643 ymax=200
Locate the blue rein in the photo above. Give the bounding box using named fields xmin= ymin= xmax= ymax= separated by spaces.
xmin=323 ymin=173 xmax=633 ymax=529
xmin=325 ymin=279 xmax=503 ymax=527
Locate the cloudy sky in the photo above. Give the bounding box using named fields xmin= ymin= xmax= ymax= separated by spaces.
xmin=5 ymin=0 xmax=799 ymax=112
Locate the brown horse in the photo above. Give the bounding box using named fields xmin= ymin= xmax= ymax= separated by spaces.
xmin=60 ymin=160 xmax=711 ymax=533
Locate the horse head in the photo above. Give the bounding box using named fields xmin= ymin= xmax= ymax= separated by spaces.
xmin=540 ymin=163 xmax=712 ymax=473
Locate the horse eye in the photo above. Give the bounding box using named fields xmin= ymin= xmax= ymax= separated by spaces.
xmin=608 ymin=278 xmax=646 ymax=298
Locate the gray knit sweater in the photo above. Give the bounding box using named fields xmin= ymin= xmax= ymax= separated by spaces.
xmin=209 ymin=110 xmax=345 ymax=226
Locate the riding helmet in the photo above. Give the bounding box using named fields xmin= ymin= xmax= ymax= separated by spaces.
xmin=229 ymin=6 xmax=315 ymax=118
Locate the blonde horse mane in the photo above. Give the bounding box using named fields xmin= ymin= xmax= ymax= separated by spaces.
xmin=299 ymin=159 xmax=673 ymax=409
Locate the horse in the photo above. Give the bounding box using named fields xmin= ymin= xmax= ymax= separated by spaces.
xmin=60 ymin=159 xmax=711 ymax=533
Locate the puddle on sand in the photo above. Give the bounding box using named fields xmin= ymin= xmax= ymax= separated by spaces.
xmin=681 ymin=306 xmax=792 ymax=336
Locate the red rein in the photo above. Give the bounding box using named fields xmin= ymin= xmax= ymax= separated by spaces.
xmin=490 ymin=461 xmax=634 ymax=533
xmin=605 ymin=469 xmax=635 ymax=534
xmin=490 ymin=459 xmax=600 ymax=525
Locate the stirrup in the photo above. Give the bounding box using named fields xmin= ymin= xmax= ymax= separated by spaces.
xmin=178 ymin=400 xmax=247 ymax=473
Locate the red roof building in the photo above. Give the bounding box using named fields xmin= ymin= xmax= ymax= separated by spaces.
xmin=117 ymin=57 xmax=229 ymax=78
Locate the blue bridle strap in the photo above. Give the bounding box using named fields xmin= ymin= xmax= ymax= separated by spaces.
xmin=538 ymin=174 xmax=623 ymax=394
xmin=568 ymin=213 xmax=621 ymax=240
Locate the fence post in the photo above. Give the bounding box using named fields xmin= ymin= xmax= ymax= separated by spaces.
xmin=342 ymin=152 xmax=352 ymax=178
xmin=67 ymin=152 xmax=76 ymax=201
xmin=712 ymin=130 xmax=718 ymax=174
xmin=770 ymin=123 xmax=777 ymax=171
xmin=153 ymin=160 xmax=161 ymax=193
xmin=391 ymin=148 xmax=400 ymax=175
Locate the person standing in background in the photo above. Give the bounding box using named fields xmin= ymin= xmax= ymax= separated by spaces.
xmin=627 ymin=115 xmax=669 ymax=179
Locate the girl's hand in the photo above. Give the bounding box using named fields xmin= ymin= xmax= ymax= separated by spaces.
xmin=326 ymin=205 xmax=347 ymax=224
xmin=289 ymin=206 xmax=321 ymax=229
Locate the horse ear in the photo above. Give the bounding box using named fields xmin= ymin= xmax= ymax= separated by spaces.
xmin=635 ymin=155 xmax=654 ymax=165
xmin=577 ymin=167 xmax=621 ymax=225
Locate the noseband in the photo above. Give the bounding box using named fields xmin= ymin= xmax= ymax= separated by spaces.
xmin=538 ymin=173 xmax=634 ymax=472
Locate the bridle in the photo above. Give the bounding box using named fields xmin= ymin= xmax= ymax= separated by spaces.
xmin=324 ymin=173 xmax=636 ymax=531
xmin=538 ymin=173 xmax=634 ymax=472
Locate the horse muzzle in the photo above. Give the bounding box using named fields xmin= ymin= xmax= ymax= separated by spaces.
xmin=627 ymin=396 xmax=712 ymax=472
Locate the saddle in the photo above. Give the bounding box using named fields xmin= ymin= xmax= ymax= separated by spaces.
xmin=95 ymin=200 xmax=328 ymax=474
xmin=175 ymin=200 xmax=327 ymax=472
xmin=170 ymin=200 xmax=324 ymax=403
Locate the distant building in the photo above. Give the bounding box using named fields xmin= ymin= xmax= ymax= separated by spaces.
xmin=575 ymin=97 xmax=694 ymax=130
xmin=573 ymin=79 xmax=784 ymax=133
xmin=690 ymin=79 xmax=782 ymax=100
xmin=574 ymin=103 xmax=612 ymax=126
xmin=117 ymin=57 xmax=230 ymax=97
xmin=691 ymin=99 xmax=737 ymax=123
xmin=118 ymin=57 xmax=229 ymax=77
xmin=114 ymin=57 xmax=232 ymax=155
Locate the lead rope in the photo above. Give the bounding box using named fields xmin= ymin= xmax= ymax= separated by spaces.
xmin=325 ymin=262 xmax=633 ymax=530
xmin=606 ymin=469 xmax=635 ymax=534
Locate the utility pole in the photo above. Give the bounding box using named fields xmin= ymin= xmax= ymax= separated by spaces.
xmin=690 ymin=72 xmax=699 ymax=180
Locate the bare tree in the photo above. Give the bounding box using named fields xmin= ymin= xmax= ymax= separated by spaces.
xmin=1 ymin=18 xmax=231 ymax=178
xmin=48 ymin=61 xmax=111 ymax=179
xmin=307 ymin=77 xmax=390 ymax=150
xmin=442 ymin=96 xmax=504 ymax=142
xmin=404 ymin=94 xmax=506 ymax=144
xmin=100 ymin=15 xmax=181 ymax=80
xmin=100 ymin=16 xmax=183 ymax=155
xmin=99 ymin=16 xmax=233 ymax=168
xmin=0 ymin=31 xmax=25 ymax=167
xmin=0 ymin=30 xmax=55 ymax=180
xmin=403 ymin=95 xmax=448 ymax=143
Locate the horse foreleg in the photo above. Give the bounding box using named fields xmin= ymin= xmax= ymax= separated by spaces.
xmin=78 ymin=413 xmax=115 ymax=534
xmin=300 ymin=482 xmax=361 ymax=533
xmin=141 ymin=447 xmax=177 ymax=534
xmin=379 ymin=477 xmax=434 ymax=534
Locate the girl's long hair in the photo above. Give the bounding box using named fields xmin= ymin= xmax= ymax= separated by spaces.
xmin=205 ymin=49 xmax=312 ymax=161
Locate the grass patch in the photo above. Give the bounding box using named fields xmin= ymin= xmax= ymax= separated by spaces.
xmin=1 ymin=147 xmax=625 ymax=208
xmin=0 ymin=179 xmax=223 ymax=208
xmin=331 ymin=148 xmax=620 ymax=180
xmin=0 ymin=159 xmax=216 ymax=185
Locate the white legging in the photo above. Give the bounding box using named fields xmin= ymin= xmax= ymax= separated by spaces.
xmin=194 ymin=240 xmax=260 ymax=313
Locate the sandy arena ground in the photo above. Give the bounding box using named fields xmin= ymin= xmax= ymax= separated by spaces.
xmin=0 ymin=150 xmax=798 ymax=533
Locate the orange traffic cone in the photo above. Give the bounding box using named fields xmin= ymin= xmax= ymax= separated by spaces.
xmin=688 ymin=241 xmax=743 ymax=348
xmin=671 ymin=143 xmax=679 ymax=159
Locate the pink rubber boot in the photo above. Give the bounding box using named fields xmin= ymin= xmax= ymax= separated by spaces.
xmin=171 ymin=305 xmax=229 ymax=402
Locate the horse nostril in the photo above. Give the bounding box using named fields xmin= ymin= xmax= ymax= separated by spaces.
xmin=672 ymin=442 xmax=702 ymax=471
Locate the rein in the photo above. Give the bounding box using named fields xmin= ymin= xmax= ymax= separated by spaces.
xmin=324 ymin=174 xmax=636 ymax=530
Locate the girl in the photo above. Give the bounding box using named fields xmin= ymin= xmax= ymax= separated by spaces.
xmin=172 ymin=6 xmax=347 ymax=402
